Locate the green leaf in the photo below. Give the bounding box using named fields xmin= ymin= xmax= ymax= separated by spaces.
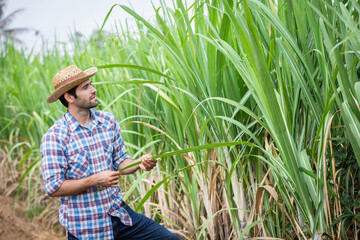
xmin=135 ymin=164 xmax=195 ymax=212
xmin=96 ymin=64 xmax=174 ymax=81
xmin=342 ymin=101 xmax=360 ymax=167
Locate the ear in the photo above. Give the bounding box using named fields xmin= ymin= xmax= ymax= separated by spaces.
xmin=64 ymin=93 xmax=75 ymax=104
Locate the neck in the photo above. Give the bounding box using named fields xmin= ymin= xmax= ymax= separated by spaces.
xmin=68 ymin=106 xmax=91 ymax=125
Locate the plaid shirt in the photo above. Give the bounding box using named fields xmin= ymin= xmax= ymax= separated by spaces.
xmin=41 ymin=109 xmax=132 ymax=239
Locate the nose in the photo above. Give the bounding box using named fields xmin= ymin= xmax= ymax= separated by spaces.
xmin=90 ymin=85 xmax=97 ymax=93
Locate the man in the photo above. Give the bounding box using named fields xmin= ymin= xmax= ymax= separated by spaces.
xmin=41 ymin=65 xmax=179 ymax=240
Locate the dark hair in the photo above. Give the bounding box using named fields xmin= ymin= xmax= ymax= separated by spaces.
xmin=59 ymin=85 xmax=78 ymax=108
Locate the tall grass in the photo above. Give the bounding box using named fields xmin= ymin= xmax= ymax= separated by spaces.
xmin=1 ymin=0 xmax=359 ymax=239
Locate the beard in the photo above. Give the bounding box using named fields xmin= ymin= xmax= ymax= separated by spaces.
xmin=75 ymin=95 xmax=99 ymax=109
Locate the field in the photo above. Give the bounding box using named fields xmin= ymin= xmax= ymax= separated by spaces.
xmin=1 ymin=0 xmax=360 ymax=239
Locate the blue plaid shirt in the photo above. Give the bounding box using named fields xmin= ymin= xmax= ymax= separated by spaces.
xmin=41 ymin=109 xmax=132 ymax=239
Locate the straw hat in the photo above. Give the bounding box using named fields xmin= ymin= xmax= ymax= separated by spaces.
xmin=47 ymin=65 xmax=97 ymax=103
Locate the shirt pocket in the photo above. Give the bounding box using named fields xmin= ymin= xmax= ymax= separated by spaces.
xmin=66 ymin=151 xmax=91 ymax=179
xmin=99 ymin=144 xmax=114 ymax=171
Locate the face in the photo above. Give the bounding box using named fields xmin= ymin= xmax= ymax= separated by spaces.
xmin=73 ymin=79 xmax=98 ymax=109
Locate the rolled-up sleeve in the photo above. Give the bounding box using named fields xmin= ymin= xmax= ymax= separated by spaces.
xmin=112 ymin=118 xmax=130 ymax=171
xmin=41 ymin=132 xmax=66 ymax=196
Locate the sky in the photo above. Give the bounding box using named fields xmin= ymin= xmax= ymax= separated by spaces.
xmin=4 ymin=0 xmax=173 ymax=51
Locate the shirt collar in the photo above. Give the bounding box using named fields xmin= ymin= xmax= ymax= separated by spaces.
xmin=65 ymin=109 xmax=102 ymax=132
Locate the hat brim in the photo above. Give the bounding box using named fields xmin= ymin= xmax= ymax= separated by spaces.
xmin=46 ymin=67 xmax=98 ymax=103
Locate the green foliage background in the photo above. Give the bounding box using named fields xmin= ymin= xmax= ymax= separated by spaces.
xmin=1 ymin=0 xmax=360 ymax=239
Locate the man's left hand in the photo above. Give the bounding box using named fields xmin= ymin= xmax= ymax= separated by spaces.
xmin=138 ymin=154 xmax=158 ymax=171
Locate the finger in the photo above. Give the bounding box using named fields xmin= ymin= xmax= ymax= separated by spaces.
xmin=111 ymin=171 xmax=121 ymax=176
xmin=141 ymin=162 xmax=153 ymax=170
xmin=139 ymin=163 xmax=146 ymax=171
xmin=142 ymin=162 xmax=155 ymax=170
xmin=143 ymin=158 xmax=157 ymax=164
xmin=111 ymin=180 xmax=119 ymax=185
xmin=109 ymin=179 xmax=119 ymax=186
xmin=143 ymin=159 xmax=156 ymax=167
xmin=111 ymin=174 xmax=120 ymax=181
xmin=144 ymin=159 xmax=157 ymax=167
xmin=141 ymin=154 xmax=152 ymax=161
xmin=112 ymin=173 xmax=121 ymax=179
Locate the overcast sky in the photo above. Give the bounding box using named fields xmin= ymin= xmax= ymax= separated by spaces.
xmin=4 ymin=0 xmax=173 ymax=51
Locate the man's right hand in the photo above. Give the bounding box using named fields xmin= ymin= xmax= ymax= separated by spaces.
xmin=94 ymin=170 xmax=121 ymax=187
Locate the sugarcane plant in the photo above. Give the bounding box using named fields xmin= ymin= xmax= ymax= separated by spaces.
xmin=1 ymin=0 xmax=359 ymax=239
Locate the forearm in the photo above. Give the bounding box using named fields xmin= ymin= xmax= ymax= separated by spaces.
xmin=50 ymin=170 xmax=121 ymax=197
xmin=50 ymin=175 xmax=97 ymax=197
xmin=118 ymin=158 xmax=141 ymax=175
xmin=118 ymin=155 xmax=157 ymax=174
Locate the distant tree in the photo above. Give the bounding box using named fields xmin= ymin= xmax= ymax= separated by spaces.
xmin=0 ymin=0 xmax=34 ymax=43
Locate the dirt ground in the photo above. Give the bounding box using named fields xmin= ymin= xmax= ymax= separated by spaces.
xmin=0 ymin=195 xmax=65 ymax=240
